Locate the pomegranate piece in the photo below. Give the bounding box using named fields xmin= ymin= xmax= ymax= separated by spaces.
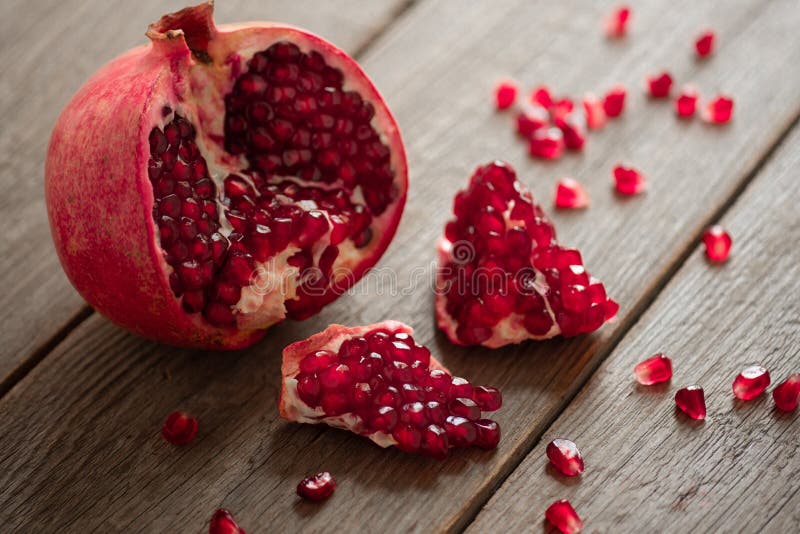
xmin=634 ymin=353 xmax=672 ymax=385
xmin=529 ymin=127 xmax=565 ymax=159
xmin=732 ymin=365 xmax=771 ymax=400
xmin=675 ymin=386 xmax=706 ymax=420
xmin=209 ymin=509 xmax=245 ymax=534
xmin=582 ymin=93 xmax=607 ymax=130
xmin=773 ymin=374 xmax=800 ymax=411
xmin=45 ymin=3 xmax=408 ymax=349
xmin=545 ymin=499 xmax=584 ymax=534
xmin=695 ymin=30 xmax=716 ymax=57
xmin=603 ymin=85 xmax=627 ymax=118
xmin=613 ymin=164 xmax=646 ymax=195
xmin=702 ymin=225 xmax=732 ymax=262
xmin=675 ymin=86 xmax=699 ymax=117
xmin=554 ymin=178 xmax=590 ymax=209
xmin=646 ymin=72 xmax=673 ymax=98
xmin=436 ymin=162 xmax=615 ymax=347
xmin=495 ymin=80 xmax=519 ymax=110
xmin=279 ymin=321 xmax=502 ymax=457
xmin=162 ymin=410 xmax=198 ymax=446
xmin=297 ymin=472 xmax=336 ymax=502
xmin=546 ymin=438 xmax=585 ymax=476
xmin=605 ymin=5 xmax=631 ymax=38
xmin=703 ymin=95 xmax=734 ymax=124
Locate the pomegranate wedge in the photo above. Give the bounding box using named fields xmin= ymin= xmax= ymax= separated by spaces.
xmin=46 ymin=2 xmax=407 ymax=348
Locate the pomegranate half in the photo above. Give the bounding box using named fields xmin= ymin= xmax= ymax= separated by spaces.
xmin=45 ymin=3 xmax=407 ymax=348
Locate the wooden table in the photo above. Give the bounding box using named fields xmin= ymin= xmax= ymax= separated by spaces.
xmin=1 ymin=1 xmax=798 ymax=531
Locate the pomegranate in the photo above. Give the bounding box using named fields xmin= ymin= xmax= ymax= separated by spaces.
xmin=45 ymin=2 xmax=407 ymax=349
xmin=279 ymin=321 xmax=502 ymax=458
xmin=436 ymin=162 xmax=616 ymax=347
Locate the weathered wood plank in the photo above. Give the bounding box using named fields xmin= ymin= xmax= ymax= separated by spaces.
xmin=468 ymin=121 xmax=800 ymax=534
xmin=1 ymin=0 xmax=799 ymax=532
xmin=0 ymin=0 xmax=409 ymax=389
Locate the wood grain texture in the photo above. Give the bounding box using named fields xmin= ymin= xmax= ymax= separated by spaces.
xmin=1 ymin=0 xmax=799 ymax=532
xmin=0 ymin=0 xmax=408 ymax=389
xmin=468 ymin=122 xmax=800 ymax=534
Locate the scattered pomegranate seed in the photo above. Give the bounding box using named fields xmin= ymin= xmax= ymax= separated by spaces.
xmin=612 ymin=164 xmax=646 ymax=195
xmin=555 ymin=113 xmax=587 ymax=150
xmin=634 ymin=353 xmax=673 ymax=385
xmin=646 ymin=71 xmax=673 ymax=98
xmin=161 ymin=410 xmax=198 ymax=445
xmin=297 ymin=472 xmax=336 ymax=502
xmin=732 ymin=365 xmax=771 ymax=400
xmin=603 ymin=85 xmax=627 ymax=118
xmin=516 ymin=105 xmax=549 ymax=137
xmin=545 ymin=499 xmax=584 ymax=534
xmin=546 ymin=438 xmax=585 ymax=476
xmin=582 ymin=93 xmax=607 ymax=129
xmin=695 ymin=30 xmax=716 ymax=57
xmin=209 ymin=509 xmax=245 ymax=534
xmin=701 ymin=225 xmax=732 ymax=262
xmin=675 ymin=86 xmax=699 ymax=117
xmin=554 ymin=178 xmax=590 ymax=209
xmin=703 ymin=95 xmax=734 ymax=124
xmin=531 ymin=85 xmax=554 ymax=109
xmin=529 ymin=127 xmax=565 ymax=159
xmin=675 ymin=386 xmax=706 ymax=420
xmin=495 ymin=80 xmax=519 ymax=110
xmin=772 ymin=374 xmax=800 ymax=411
xmin=605 ymin=5 xmax=631 ymax=38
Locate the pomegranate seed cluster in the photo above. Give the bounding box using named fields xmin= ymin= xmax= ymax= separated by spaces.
xmin=293 ymin=327 xmax=502 ymax=459
xmin=440 ymin=162 xmax=617 ymax=344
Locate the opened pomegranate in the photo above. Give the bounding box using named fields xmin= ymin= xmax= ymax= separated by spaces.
xmin=279 ymin=321 xmax=502 ymax=459
xmin=436 ymin=162 xmax=616 ymax=347
xmin=45 ymin=2 xmax=407 ymax=348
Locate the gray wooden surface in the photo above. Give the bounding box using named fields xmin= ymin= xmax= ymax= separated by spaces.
xmin=0 ymin=0 xmax=797 ymax=532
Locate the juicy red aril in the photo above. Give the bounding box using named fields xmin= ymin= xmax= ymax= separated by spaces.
xmin=634 ymin=353 xmax=672 ymax=385
xmin=695 ymin=30 xmax=715 ymax=57
xmin=495 ymin=80 xmax=518 ymax=110
xmin=474 ymin=419 xmax=501 ymax=449
xmin=676 ymin=86 xmax=699 ymax=117
xmin=531 ymin=85 xmax=554 ymax=108
xmin=773 ymin=374 xmax=800 ymax=411
xmin=529 ymin=127 xmax=565 ymax=159
xmin=703 ymin=95 xmax=734 ymax=124
xmin=582 ymin=93 xmax=606 ymax=129
xmin=297 ymin=472 xmax=336 ymax=502
xmin=675 ymin=386 xmax=706 ymax=420
xmin=603 ymin=85 xmax=626 ymax=118
xmin=605 ymin=5 xmax=631 ymax=38
xmin=545 ymin=499 xmax=584 ymax=534
xmin=555 ymin=178 xmax=590 ymax=209
xmin=613 ymin=164 xmax=645 ymax=195
xmin=732 ymin=365 xmax=771 ymax=400
xmin=646 ymin=72 xmax=673 ymax=98
xmin=555 ymin=113 xmax=587 ymax=150
xmin=516 ymin=105 xmax=549 ymax=137
xmin=162 ymin=410 xmax=198 ymax=445
xmin=546 ymin=438 xmax=585 ymax=476
xmin=472 ymin=385 xmax=503 ymax=411
xmin=209 ymin=509 xmax=245 ymax=534
xmin=702 ymin=225 xmax=732 ymax=262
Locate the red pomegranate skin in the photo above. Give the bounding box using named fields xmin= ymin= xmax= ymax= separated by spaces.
xmin=45 ymin=3 xmax=407 ymax=349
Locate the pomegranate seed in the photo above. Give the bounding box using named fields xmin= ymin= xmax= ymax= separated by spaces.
xmin=545 ymin=499 xmax=584 ymax=534
xmin=529 ymin=127 xmax=565 ymax=159
xmin=732 ymin=365 xmax=771 ymax=400
xmin=675 ymin=86 xmax=699 ymax=117
xmin=772 ymin=374 xmax=800 ymax=411
xmin=646 ymin=71 xmax=673 ymax=98
xmin=603 ymin=85 xmax=626 ymax=118
xmin=701 ymin=225 xmax=732 ymax=262
xmin=582 ymin=93 xmax=606 ymax=129
xmin=556 ymin=113 xmax=587 ymax=150
xmin=613 ymin=164 xmax=646 ymax=195
xmin=531 ymin=85 xmax=554 ymax=108
xmin=695 ymin=30 xmax=715 ymax=57
xmin=474 ymin=419 xmax=501 ymax=449
xmin=297 ymin=472 xmax=336 ymax=502
xmin=703 ymin=94 xmax=734 ymax=124
xmin=450 ymin=397 xmax=480 ymax=420
xmin=161 ymin=411 xmax=198 ymax=445
xmin=421 ymin=424 xmax=450 ymax=460
xmin=675 ymin=386 xmax=706 ymax=420
xmin=516 ymin=105 xmax=549 ymax=137
xmin=472 ymin=385 xmax=503 ymax=411
xmin=633 ymin=353 xmax=673 ymax=385
xmin=546 ymin=438 xmax=585 ymax=476
xmin=554 ymin=178 xmax=590 ymax=209
xmin=495 ymin=80 xmax=518 ymax=110
xmin=605 ymin=5 xmax=631 ymax=38
xmin=209 ymin=509 xmax=245 ymax=534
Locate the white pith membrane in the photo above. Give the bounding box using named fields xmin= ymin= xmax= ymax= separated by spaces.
xmin=149 ymin=32 xmax=402 ymax=330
